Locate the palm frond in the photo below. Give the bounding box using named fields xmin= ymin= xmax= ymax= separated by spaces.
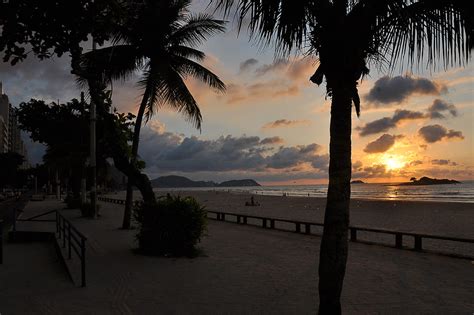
xmin=172 ymin=45 xmax=206 ymax=61
xmin=139 ymin=62 xmax=203 ymax=130
xmin=173 ymin=55 xmax=226 ymax=92
xmin=170 ymin=13 xmax=227 ymax=47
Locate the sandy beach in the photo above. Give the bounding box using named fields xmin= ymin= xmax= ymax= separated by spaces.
xmin=107 ymin=190 xmax=474 ymax=257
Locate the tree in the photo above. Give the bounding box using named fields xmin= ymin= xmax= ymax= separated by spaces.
xmin=17 ymin=98 xmax=135 ymax=198
xmin=0 ymin=0 xmax=158 ymax=208
xmin=81 ymin=0 xmax=226 ymax=228
xmin=0 ymin=152 xmax=25 ymax=189
xmin=212 ymin=0 xmax=472 ymax=313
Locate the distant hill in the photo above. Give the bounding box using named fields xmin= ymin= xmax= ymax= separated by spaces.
xmin=399 ymin=176 xmax=461 ymax=186
xmin=151 ymin=175 xmax=260 ymax=188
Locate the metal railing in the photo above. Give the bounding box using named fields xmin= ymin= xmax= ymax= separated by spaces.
xmin=56 ymin=211 xmax=87 ymax=287
xmin=0 ymin=219 xmax=4 ymax=264
xmin=97 ymin=197 xmax=474 ymax=259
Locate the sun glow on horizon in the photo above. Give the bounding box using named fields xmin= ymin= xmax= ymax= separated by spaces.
xmin=383 ymin=155 xmax=406 ymax=171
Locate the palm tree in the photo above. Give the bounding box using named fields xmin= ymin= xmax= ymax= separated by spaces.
xmin=81 ymin=0 xmax=226 ymax=228
xmin=213 ymin=0 xmax=472 ymax=313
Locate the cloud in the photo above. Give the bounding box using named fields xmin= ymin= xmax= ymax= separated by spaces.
xmin=409 ymin=160 xmax=423 ymax=166
xmin=427 ymin=99 xmax=458 ymax=119
xmin=239 ymin=58 xmax=259 ymax=72
xmin=418 ymin=124 xmax=464 ymax=143
xmin=365 ymin=76 xmax=447 ymax=105
xmin=431 ymin=159 xmax=450 ymax=165
xmin=353 ymin=164 xmax=391 ymax=178
xmin=363 ymin=134 xmax=403 ymax=154
xmin=255 ymin=59 xmax=288 ymax=76
xmin=357 ymin=109 xmax=425 ymax=136
xmin=139 ymin=128 xmax=328 ymax=174
xmin=260 ymin=136 xmax=285 ymax=145
xmin=262 ymin=119 xmax=311 ymax=129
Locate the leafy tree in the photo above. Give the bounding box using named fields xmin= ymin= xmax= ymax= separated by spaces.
xmin=213 ymin=0 xmax=472 ymax=313
xmin=17 ymin=97 xmax=135 ymax=197
xmin=0 ymin=152 xmax=25 ymax=189
xmin=80 ymin=0 xmax=226 ymax=228
xmin=0 ymin=0 xmax=157 ymax=207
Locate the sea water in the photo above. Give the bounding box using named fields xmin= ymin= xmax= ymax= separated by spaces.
xmin=154 ymin=181 xmax=474 ymax=203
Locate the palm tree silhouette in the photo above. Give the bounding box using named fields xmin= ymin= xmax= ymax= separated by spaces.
xmin=81 ymin=0 xmax=226 ymax=228
xmin=213 ymin=0 xmax=472 ymax=313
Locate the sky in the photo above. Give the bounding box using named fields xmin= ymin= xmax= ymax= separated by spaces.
xmin=0 ymin=0 xmax=473 ymax=185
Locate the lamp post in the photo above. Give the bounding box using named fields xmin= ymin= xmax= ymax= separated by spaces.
xmin=90 ymin=39 xmax=97 ymax=218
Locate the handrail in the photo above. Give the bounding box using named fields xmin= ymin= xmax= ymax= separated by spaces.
xmin=0 ymin=219 xmax=4 ymax=264
xmin=97 ymin=197 xmax=474 ymax=258
xmin=55 ymin=211 xmax=87 ymax=287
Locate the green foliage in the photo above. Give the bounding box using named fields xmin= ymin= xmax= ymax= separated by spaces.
xmin=64 ymin=195 xmax=81 ymax=209
xmin=0 ymin=152 xmax=26 ymax=189
xmin=80 ymin=202 xmax=100 ymax=218
xmin=134 ymin=195 xmax=207 ymax=257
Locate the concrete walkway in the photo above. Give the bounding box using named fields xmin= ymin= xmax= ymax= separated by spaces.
xmin=0 ymin=199 xmax=473 ymax=314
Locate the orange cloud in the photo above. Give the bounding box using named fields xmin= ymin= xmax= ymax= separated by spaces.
xmin=262 ymin=119 xmax=311 ymax=129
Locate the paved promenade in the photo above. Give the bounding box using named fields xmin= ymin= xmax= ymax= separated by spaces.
xmin=0 ymin=199 xmax=473 ymax=314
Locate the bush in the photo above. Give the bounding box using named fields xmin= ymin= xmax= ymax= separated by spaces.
xmin=64 ymin=195 xmax=81 ymax=209
xmin=80 ymin=202 xmax=99 ymax=217
xmin=134 ymin=194 xmax=207 ymax=257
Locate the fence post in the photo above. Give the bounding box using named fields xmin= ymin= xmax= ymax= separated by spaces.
xmin=237 ymin=215 xmax=241 ymax=224
xmin=395 ymin=233 xmax=403 ymax=248
xmin=414 ymin=236 xmax=422 ymax=251
xmin=243 ymin=216 xmax=247 ymax=224
xmin=305 ymin=224 xmax=311 ymax=234
xmin=350 ymin=228 xmax=357 ymax=241
xmin=295 ymin=223 xmax=301 ymax=233
xmin=270 ymin=219 xmax=275 ymax=229
xmin=262 ymin=218 xmax=267 ymax=228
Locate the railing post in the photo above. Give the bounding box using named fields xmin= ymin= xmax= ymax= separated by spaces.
xmin=62 ymin=221 xmax=66 ymax=248
xmin=237 ymin=215 xmax=241 ymax=224
xmin=414 ymin=236 xmax=422 ymax=251
xmin=270 ymin=219 xmax=275 ymax=229
xmin=81 ymin=238 xmax=86 ymax=287
xmin=350 ymin=228 xmax=357 ymax=241
xmin=221 ymin=213 xmax=225 ymax=221
xmin=395 ymin=233 xmax=403 ymax=248
xmin=262 ymin=218 xmax=267 ymax=228
xmin=295 ymin=223 xmax=301 ymax=233
xmin=0 ymin=220 xmax=3 ymax=264
xmin=68 ymin=224 xmax=72 ymax=259
xmin=56 ymin=211 xmax=59 ymax=233
xmin=305 ymin=224 xmax=311 ymax=234
xmin=243 ymin=216 xmax=247 ymax=224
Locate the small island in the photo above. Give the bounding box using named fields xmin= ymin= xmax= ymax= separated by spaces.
xmin=399 ymin=176 xmax=461 ymax=186
xmin=351 ymin=180 xmax=365 ymax=184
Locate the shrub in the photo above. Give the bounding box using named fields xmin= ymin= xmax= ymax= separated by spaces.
xmin=80 ymin=202 xmax=99 ymax=217
xmin=134 ymin=194 xmax=207 ymax=257
xmin=64 ymin=195 xmax=81 ymax=209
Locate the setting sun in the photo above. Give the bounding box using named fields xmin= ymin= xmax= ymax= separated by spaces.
xmin=383 ymin=156 xmax=405 ymax=170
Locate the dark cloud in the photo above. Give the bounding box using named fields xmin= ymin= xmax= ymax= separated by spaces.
xmin=418 ymin=124 xmax=464 ymax=143
xmin=260 ymin=136 xmax=284 ymax=145
xmin=365 ymin=76 xmax=447 ymax=105
xmin=352 ymin=160 xmax=363 ymax=171
xmin=363 ymin=134 xmax=403 ymax=154
xmin=255 ymin=59 xmax=288 ymax=76
xmin=427 ymin=99 xmax=458 ymax=119
xmin=353 ymin=164 xmax=390 ymax=178
xmin=357 ymin=109 xmax=425 ymax=136
xmin=409 ymin=160 xmax=423 ymax=166
xmin=262 ymin=119 xmax=311 ymax=129
xmin=431 ymin=159 xmax=450 ymax=165
xmin=139 ymin=128 xmax=328 ymax=174
xmin=239 ymin=58 xmax=259 ymax=72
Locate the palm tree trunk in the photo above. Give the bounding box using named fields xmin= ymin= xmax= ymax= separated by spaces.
xmin=122 ymin=87 xmax=151 ymax=229
xmin=318 ymin=84 xmax=352 ymax=314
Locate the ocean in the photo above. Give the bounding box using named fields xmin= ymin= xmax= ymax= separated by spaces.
xmin=154 ymin=181 xmax=474 ymax=203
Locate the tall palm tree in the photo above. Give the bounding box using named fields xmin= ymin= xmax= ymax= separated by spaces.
xmin=213 ymin=0 xmax=472 ymax=313
xmin=81 ymin=0 xmax=226 ymax=228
